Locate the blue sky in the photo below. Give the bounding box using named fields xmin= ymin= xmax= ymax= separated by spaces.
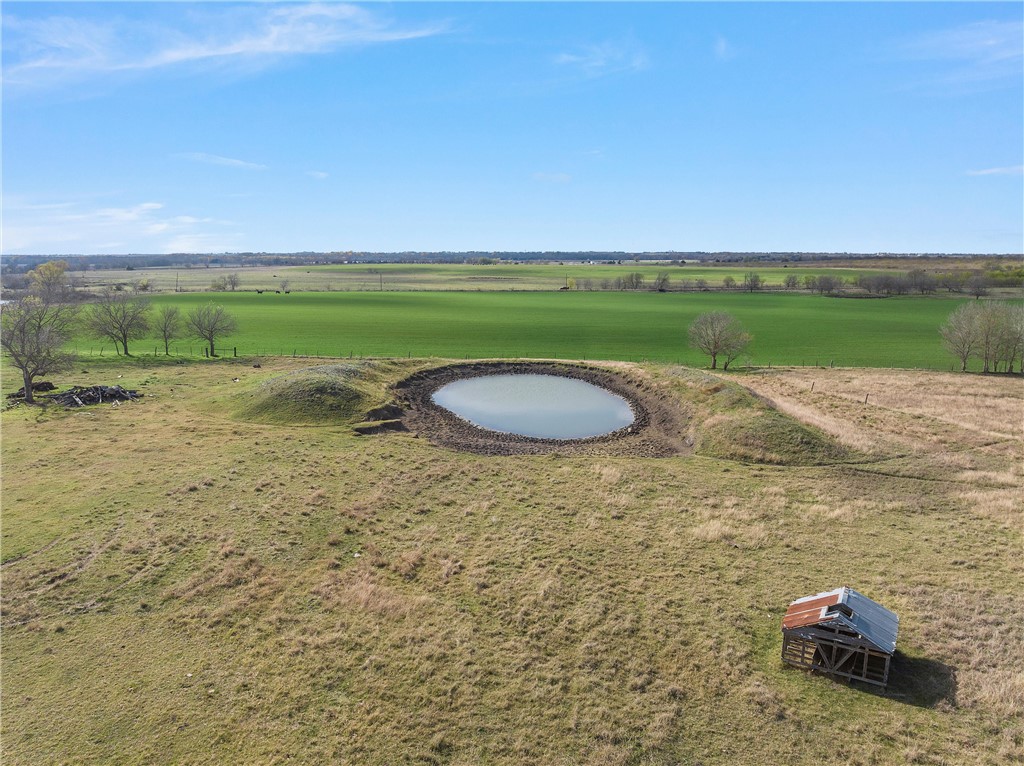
xmin=2 ymin=2 xmax=1022 ymax=255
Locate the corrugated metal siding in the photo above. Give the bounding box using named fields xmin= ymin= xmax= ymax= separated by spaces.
xmin=842 ymin=588 xmax=899 ymax=655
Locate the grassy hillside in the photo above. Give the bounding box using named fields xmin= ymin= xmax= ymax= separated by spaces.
xmin=1 ymin=359 xmax=1021 ymax=764
xmin=71 ymin=291 xmax=990 ymax=369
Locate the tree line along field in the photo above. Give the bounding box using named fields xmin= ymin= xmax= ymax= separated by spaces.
xmin=65 ymin=262 xmax=918 ymax=294
xmin=67 ymin=291 xmax=1004 ymax=370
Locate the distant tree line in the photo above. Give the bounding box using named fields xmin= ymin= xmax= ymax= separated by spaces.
xmin=4 ymin=251 xmax=1022 ymax=273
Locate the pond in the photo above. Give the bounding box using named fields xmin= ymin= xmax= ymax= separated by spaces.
xmin=431 ymin=373 xmax=634 ymax=439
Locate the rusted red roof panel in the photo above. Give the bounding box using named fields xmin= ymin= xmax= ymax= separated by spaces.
xmin=782 ymin=592 xmax=841 ymax=629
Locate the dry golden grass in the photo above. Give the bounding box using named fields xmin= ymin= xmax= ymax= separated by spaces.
xmin=1 ymin=358 xmax=1022 ymax=764
xmin=741 ymin=367 xmax=1024 ymax=453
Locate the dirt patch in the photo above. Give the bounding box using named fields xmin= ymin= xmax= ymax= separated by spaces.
xmin=391 ymin=361 xmax=691 ymax=456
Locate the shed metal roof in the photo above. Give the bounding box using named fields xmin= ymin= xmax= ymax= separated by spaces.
xmin=782 ymin=587 xmax=899 ymax=655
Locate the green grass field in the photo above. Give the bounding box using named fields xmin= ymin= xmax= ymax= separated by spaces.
xmin=75 ymin=291 xmax=986 ymax=370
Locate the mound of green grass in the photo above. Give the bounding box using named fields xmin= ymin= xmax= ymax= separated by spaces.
xmin=697 ymin=407 xmax=853 ymax=465
xmin=662 ymin=368 xmax=854 ymax=464
xmin=234 ymin=363 xmax=387 ymax=425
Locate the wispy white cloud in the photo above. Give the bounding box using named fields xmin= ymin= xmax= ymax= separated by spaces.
xmin=4 ymin=3 xmax=447 ymax=89
xmin=2 ymin=198 xmax=238 ymax=254
xmin=306 ymin=170 xmax=329 ymax=180
xmin=967 ymin=165 xmax=1024 ymax=177
xmin=532 ymin=172 xmax=572 ymax=184
xmin=896 ymin=20 xmax=1023 ymax=90
xmin=176 ymin=152 xmax=267 ymax=170
xmin=714 ymin=36 xmax=736 ymax=62
xmin=163 ymin=233 xmax=241 ymax=254
xmin=554 ymin=41 xmax=648 ymax=77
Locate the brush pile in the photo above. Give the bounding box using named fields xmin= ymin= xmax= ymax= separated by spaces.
xmin=44 ymin=385 xmax=142 ymax=407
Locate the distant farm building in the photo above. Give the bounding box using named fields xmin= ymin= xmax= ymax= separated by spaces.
xmin=781 ymin=587 xmax=899 ymax=687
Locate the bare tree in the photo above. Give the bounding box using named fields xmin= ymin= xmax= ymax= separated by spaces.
xmin=86 ymin=289 xmax=151 ymax=356
xmin=155 ymin=305 xmax=183 ymax=355
xmin=814 ymin=274 xmax=844 ymax=295
xmin=783 ymin=274 xmax=800 ymax=290
xmin=967 ymin=274 xmax=990 ymax=299
xmin=742 ymin=272 xmax=763 ymax=292
xmin=653 ymin=272 xmax=671 ymax=292
xmin=0 ymin=296 xmax=78 ymax=403
xmin=187 ymin=303 xmax=237 ymax=357
xmin=225 ymin=272 xmax=241 ymax=291
xmin=940 ymin=303 xmax=980 ymax=372
xmin=938 ymin=271 xmax=969 ymax=293
xmin=721 ymin=275 xmax=736 ymax=289
xmin=992 ymin=305 xmax=1023 ymax=373
xmin=907 ymin=269 xmax=937 ymax=294
xmin=622 ymin=272 xmax=645 ymax=290
xmin=279 ymin=279 xmax=290 ymax=293
xmin=1002 ymin=305 xmax=1024 ymax=373
xmin=941 ymin=302 xmax=1023 ymax=373
xmin=688 ymin=312 xmax=752 ymax=370
xmin=974 ymin=302 xmax=1004 ymax=372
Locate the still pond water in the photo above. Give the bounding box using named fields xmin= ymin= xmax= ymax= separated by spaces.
xmin=431 ymin=374 xmax=634 ymax=439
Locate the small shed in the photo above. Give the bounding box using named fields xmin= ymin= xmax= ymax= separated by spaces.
xmin=781 ymin=587 xmax=899 ymax=687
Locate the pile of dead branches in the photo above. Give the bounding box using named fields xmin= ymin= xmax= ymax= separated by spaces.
xmin=44 ymin=385 xmax=142 ymax=407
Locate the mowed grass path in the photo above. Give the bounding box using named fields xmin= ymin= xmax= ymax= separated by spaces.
xmin=97 ymin=291 xmax=982 ymax=369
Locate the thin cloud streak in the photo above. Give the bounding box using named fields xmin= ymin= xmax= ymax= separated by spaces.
xmin=4 ymin=3 xmax=447 ymax=88
xmin=554 ymin=41 xmax=648 ymax=77
xmin=966 ymin=165 xmax=1024 ymax=176
xmin=176 ymin=152 xmax=267 ymax=170
xmin=896 ymin=20 xmax=1023 ymax=89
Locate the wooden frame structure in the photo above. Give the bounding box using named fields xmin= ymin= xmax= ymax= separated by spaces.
xmin=781 ymin=587 xmax=898 ymax=688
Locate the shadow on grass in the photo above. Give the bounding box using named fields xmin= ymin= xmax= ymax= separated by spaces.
xmin=875 ymin=651 xmax=958 ymax=709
